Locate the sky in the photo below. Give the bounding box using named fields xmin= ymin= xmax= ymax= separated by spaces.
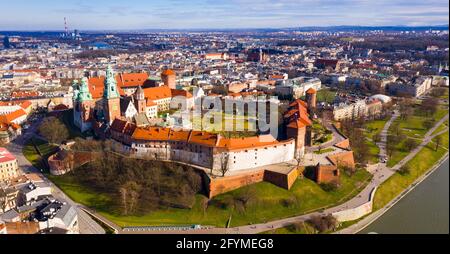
xmin=1 ymin=0 xmax=449 ymax=30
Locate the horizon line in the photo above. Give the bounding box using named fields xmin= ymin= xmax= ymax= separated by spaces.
xmin=0 ymin=24 xmax=449 ymax=33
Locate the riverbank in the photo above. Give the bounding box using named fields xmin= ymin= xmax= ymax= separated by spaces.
xmin=337 ymin=152 xmax=449 ymax=234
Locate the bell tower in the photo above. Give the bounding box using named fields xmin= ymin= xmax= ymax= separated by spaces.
xmin=73 ymin=77 xmax=94 ymax=132
xmin=103 ymin=66 xmax=121 ymax=124
xmin=134 ymin=85 xmax=146 ymax=114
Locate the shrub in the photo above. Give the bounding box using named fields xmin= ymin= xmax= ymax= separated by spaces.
xmin=280 ymin=196 xmax=298 ymax=208
xmin=307 ymin=214 xmax=338 ymax=233
xmin=320 ymin=181 xmax=339 ymax=192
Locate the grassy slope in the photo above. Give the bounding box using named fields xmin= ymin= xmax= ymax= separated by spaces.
xmin=373 ymin=131 xmax=449 ymax=211
xmin=22 ymin=138 xmax=58 ymax=171
xmin=49 ymin=169 xmax=372 ymax=228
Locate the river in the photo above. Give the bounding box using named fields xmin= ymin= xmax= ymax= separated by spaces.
xmin=360 ymin=158 xmax=449 ymax=234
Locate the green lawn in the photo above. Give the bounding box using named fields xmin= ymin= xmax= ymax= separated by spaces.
xmin=314 ymin=148 xmax=335 ymax=154
xmin=362 ymin=117 xmax=389 ymax=164
xmin=432 ymin=119 xmax=449 ymax=136
xmin=311 ymin=121 xmax=333 ymax=145
xmin=364 ymin=118 xmax=389 ymax=138
xmin=49 ymin=169 xmax=372 ymax=228
xmin=432 ymin=131 xmax=449 ymax=151
xmin=373 ymin=132 xmax=449 ymax=211
xmin=316 ymin=88 xmax=336 ymax=104
xmin=386 ymin=105 xmax=448 ymax=167
xmin=389 ymin=106 xmax=448 ymax=140
xmin=365 ymin=140 xmax=380 ymax=164
xmin=386 ymin=136 xmax=422 ymax=167
xmin=22 ymin=138 xmax=58 ymax=171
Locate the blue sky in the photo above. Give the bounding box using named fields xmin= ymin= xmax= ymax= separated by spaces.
xmin=1 ymin=0 xmax=449 ymax=30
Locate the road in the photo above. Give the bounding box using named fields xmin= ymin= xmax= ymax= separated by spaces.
xmin=306 ymin=120 xmax=347 ymax=153
xmin=5 ymin=115 xmax=105 ymax=234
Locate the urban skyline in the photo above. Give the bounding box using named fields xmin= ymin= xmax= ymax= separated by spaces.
xmin=1 ymin=0 xmax=449 ymax=30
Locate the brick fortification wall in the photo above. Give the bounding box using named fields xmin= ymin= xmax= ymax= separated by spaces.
xmin=264 ymin=168 xmax=300 ymax=190
xmin=208 ymin=170 xmax=265 ymax=198
xmin=208 ymin=167 xmax=302 ymax=198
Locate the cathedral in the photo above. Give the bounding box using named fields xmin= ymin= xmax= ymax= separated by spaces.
xmin=72 ymin=66 xmax=193 ymax=133
xmin=73 ymin=66 xmax=130 ymax=132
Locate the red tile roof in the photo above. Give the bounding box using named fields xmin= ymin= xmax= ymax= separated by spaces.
xmin=88 ymin=77 xmax=127 ymax=99
xmin=161 ymin=69 xmax=176 ymax=76
xmin=143 ymin=86 xmax=172 ymax=101
xmin=132 ymin=127 xmax=171 ymax=141
xmin=306 ymin=88 xmax=317 ymax=94
xmin=0 ymin=109 xmax=27 ymax=124
xmin=0 ymin=147 xmax=16 ymax=163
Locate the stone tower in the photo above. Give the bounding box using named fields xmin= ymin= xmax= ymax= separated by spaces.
xmin=161 ymin=69 xmax=176 ymax=89
xmin=134 ymin=85 xmax=146 ymax=114
xmin=103 ymin=66 xmax=121 ymax=125
xmin=305 ymin=88 xmax=317 ymax=115
xmin=73 ymin=78 xmax=94 ymax=132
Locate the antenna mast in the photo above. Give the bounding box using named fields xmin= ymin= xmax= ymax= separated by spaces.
xmin=64 ymin=17 xmax=69 ymax=36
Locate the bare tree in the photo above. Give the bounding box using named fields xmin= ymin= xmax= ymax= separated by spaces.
xmin=386 ymin=139 xmax=396 ymax=159
xmin=38 ymin=116 xmax=69 ymax=144
xmin=219 ymin=153 xmax=230 ymax=177
xmin=423 ymin=119 xmax=435 ymax=131
xmin=404 ymin=138 xmax=418 ymax=152
xmin=118 ymin=181 xmax=141 ymax=215
xmin=435 ymin=136 xmax=442 ymax=151
xmin=372 ymin=133 xmax=381 ymax=143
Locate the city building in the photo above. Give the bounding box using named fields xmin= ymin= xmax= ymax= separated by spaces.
xmin=333 ymin=99 xmax=367 ymax=121
xmin=387 ymin=76 xmax=433 ymax=97
xmin=0 ymin=148 xmax=19 ymax=183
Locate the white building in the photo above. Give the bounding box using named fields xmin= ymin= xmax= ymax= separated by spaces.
xmin=274 ymin=77 xmax=322 ymax=99
xmin=333 ymin=99 xmax=367 ymax=121
xmin=37 ymin=201 xmax=79 ymax=234
xmin=19 ymin=182 xmax=52 ymax=205
xmin=387 ymin=76 xmax=433 ymax=97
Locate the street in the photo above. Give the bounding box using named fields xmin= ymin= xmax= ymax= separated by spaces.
xmin=5 ymin=114 xmax=105 ymax=234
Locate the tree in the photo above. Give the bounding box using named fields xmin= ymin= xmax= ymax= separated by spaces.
xmin=420 ymin=98 xmax=439 ymax=117
xmin=38 ymin=117 xmax=69 ymax=144
xmin=199 ymin=196 xmax=209 ymax=215
xmin=434 ymin=136 xmax=442 ymax=151
xmin=372 ymin=133 xmax=381 ymax=143
xmin=219 ymin=153 xmax=230 ymax=177
xmin=320 ymin=181 xmax=339 ymax=192
xmin=430 ymin=87 xmax=447 ymax=98
xmin=391 ymin=123 xmax=401 ymax=136
xmin=307 ymin=214 xmax=338 ymax=233
xmin=118 ymin=181 xmax=141 ymax=215
xmin=355 ymin=142 xmax=370 ymax=164
xmin=235 ymin=180 xmax=258 ymax=211
xmin=404 ymin=138 xmax=418 ymax=152
xmin=423 ymin=119 xmax=435 ymax=131
xmin=280 ymin=196 xmax=297 ymax=208
xmin=398 ymin=165 xmax=410 ymax=175
xmin=386 ymin=139 xmax=396 ymax=159
xmin=286 ymin=221 xmax=306 ymax=233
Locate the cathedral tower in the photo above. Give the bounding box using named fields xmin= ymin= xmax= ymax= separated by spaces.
xmin=103 ymin=66 xmax=121 ymax=125
xmin=73 ymin=78 xmax=94 ymax=132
